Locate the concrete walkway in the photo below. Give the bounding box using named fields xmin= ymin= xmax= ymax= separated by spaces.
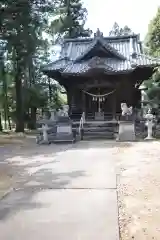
xmin=0 ymin=141 xmax=119 ymax=240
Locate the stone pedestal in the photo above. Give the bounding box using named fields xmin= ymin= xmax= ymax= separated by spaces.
xmin=95 ymin=112 xmax=104 ymax=121
xmin=54 ymin=116 xmax=76 ymax=143
xmin=145 ymin=120 xmax=155 ymax=140
xmin=37 ymin=124 xmax=50 ymax=144
xmin=50 ymin=110 xmax=57 ymax=121
xmin=117 ymin=121 xmax=135 ymax=141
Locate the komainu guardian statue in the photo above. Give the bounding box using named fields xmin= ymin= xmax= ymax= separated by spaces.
xmin=121 ymin=103 xmax=133 ymax=121
xmin=121 ymin=103 xmax=133 ymax=116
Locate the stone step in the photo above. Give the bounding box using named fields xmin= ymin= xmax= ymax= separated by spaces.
xmin=78 ymin=122 xmax=117 ymax=140
xmin=82 ymin=127 xmax=115 ymax=140
xmin=84 ymin=126 xmax=115 ymax=131
xmin=83 ymin=135 xmax=115 ymax=140
xmin=83 ymin=132 xmax=115 ymax=139
xmin=84 ymin=130 xmax=114 ymax=133
xmin=84 ymin=130 xmax=114 ymax=135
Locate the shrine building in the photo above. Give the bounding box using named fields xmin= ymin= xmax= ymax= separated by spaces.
xmin=42 ymin=29 xmax=159 ymax=121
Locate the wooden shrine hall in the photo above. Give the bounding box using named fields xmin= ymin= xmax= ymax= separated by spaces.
xmin=43 ymin=29 xmax=159 ymax=121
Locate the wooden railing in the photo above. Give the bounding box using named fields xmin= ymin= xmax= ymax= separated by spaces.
xmin=78 ymin=112 xmax=85 ymax=134
xmin=71 ymin=112 xmax=121 ymax=122
xmin=86 ymin=112 xmax=121 ymax=121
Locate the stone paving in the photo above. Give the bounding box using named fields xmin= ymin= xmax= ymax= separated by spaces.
xmin=0 ymin=140 xmax=119 ymax=240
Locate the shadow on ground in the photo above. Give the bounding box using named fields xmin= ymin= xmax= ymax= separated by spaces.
xmin=0 ymin=138 xmax=133 ymax=177
xmin=0 ymin=137 xmax=135 ymax=222
xmin=0 ymin=168 xmax=85 ymax=221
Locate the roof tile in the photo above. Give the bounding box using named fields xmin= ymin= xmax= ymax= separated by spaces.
xmin=43 ymin=34 xmax=160 ymax=75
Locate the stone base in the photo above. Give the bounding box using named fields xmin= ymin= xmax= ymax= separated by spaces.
xmin=117 ymin=121 xmax=135 ymax=141
xmin=95 ymin=112 xmax=104 ymax=121
xmin=145 ymin=136 xmax=155 ymax=141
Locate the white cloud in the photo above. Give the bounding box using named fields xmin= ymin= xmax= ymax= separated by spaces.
xmin=84 ymin=0 xmax=160 ymax=40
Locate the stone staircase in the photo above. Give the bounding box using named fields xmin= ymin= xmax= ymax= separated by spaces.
xmin=73 ymin=121 xmax=118 ymax=140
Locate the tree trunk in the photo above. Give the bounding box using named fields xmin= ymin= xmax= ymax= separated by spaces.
xmin=29 ymin=107 xmax=37 ymax=130
xmin=48 ymin=77 xmax=52 ymax=103
xmin=12 ymin=45 xmax=24 ymax=133
xmin=0 ymin=112 xmax=3 ymax=132
xmin=8 ymin=116 xmax=11 ymax=130
xmin=15 ymin=65 xmax=24 ymax=132
xmin=28 ymin=55 xmax=37 ymax=130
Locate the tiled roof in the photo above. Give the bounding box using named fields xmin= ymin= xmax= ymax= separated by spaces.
xmin=60 ymin=34 xmax=140 ymax=61
xmin=75 ymin=38 xmax=126 ymax=62
xmin=63 ymin=57 xmax=133 ymax=75
xmin=42 ymin=31 xmax=160 ymax=76
xmin=42 ymin=58 xmax=71 ymax=72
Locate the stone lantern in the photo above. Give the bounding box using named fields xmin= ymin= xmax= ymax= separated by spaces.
xmin=145 ymin=109 xmax=155 ymax=140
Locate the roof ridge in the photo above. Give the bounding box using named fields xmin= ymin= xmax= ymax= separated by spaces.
xmin=101 ymin=38 xmax=126 ymax=60
xmin=74 ymin=38 xmax=126 ymax=62
xmin=63 ymin=34 xmax=139 ymax=43
xmin=74 ymin=39 xmax=97 ymax=62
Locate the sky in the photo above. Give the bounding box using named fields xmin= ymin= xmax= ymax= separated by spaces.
xmin=84 ymin=0 xmax=160 ymax=40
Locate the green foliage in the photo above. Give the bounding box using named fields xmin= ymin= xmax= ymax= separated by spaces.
xmin=144 ymin=7 xmax=160 ymax=106
xmin=145 ymin=7 xmax=160 ymax=57
xmin=0 ymin=0 xmax=59 ymax=131
xmin=109 ymin=22 xmax=132 ymax=36
xmin=144 ymin=68 xmax=160 ymax=105
xmin=50 ymin=0 xmax=92 ymax=39
xmin=23 ymin=85 xmax=48 ymax=109
xmin=0 ymin=0 xmax=91 ymax=131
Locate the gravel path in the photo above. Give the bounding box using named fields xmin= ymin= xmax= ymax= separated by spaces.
xmin=116 ymin=141 xmax=160 ymax=240
xmin=0 ymin=139 xmax=160 ymax=239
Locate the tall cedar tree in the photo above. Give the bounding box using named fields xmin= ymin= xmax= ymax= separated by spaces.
xmin=0 ymin=0 xmax=55 ymax=132
xmin=109 ymin=22 xmax=132 ymax=36
xmin=145 ymin=7 xmax=160 ymax=57
xmin=144 ymin=7 xmax=160 ymax=106
xmin=50 ymin=0 xmax=92 ymax=39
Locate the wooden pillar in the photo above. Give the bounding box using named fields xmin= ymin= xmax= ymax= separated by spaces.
xmin=112 ymin=93 xmax=116 ymax=120
xmin=134 ymin=88 xmax=141 ymax=108
xmin=66 ymin=89 xmax=71 ymax=115
xmin=82 ymin=91 xmax=86 ymax=113
xmin=66 ymin=86 xmax=75 ymax=115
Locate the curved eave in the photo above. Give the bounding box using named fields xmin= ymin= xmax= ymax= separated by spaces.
xmin=42 ymin=67 xmax=61 ymax=74
xmin=131 ymin=65 xmax=157 ymax=82
xmin=61 ymin=64 xmax=157 ymax=78
xmin=42 ymin=60 xmax=158 ymax=82
xmin=133 ymin=54 xmax=160 ymax=69
xmin=42 ymin=69 xmax=63 ymax=81
xmin=135 ymin=63 xmax=158 ymax=69
xmin=61 ymin=68 xmax=134 ymax=77
xmin=132 ymin=63 xmax=158 ymax=73
xmin=41 ymin=57 xmax=71 ymax=74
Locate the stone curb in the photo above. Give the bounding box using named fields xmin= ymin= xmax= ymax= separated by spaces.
xmin=0 ymin=187 xmax=13 ymax=201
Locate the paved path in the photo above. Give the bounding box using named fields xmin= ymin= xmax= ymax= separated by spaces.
xmin=0 ymin=141 xmax=119 ymax=240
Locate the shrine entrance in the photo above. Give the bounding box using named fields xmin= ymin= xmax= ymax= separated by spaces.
xmin=83 ymin=87 xmax=116 ymax=120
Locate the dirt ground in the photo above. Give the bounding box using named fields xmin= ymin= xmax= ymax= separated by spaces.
xmin=0 ymin=135 xmax=25 ymax=198
xmin=0 ymin=138 xmax=160 ymax=239
xmin=0 ymin=136 xmax=70 ymax=199
xmin=116 ymin=141 xmax=160 ymax=240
